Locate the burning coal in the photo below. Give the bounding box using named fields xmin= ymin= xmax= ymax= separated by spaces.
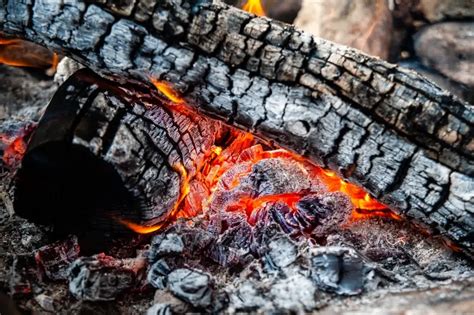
xmin=0 ymin=124 xmax=36 ymax=169
xmin=120 ymin=78 xmax=395 ymax=234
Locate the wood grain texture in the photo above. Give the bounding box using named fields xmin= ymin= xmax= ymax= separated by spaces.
xmin=14 ymin=69 xmax=220 ymax=229
xmin=0 ymin=0 xmax=472 ymax=254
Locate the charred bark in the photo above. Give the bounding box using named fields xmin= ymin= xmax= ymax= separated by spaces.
xmin=1 ymin=1 xmax=473 ymax=253
xmin=14 ymin=69 xmax=220 ymax=231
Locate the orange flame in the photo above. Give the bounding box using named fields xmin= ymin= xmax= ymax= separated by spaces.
xmin=242 ymin=0 xmax=266 ymax=16
xmin=149 ymin=77 xmax=185 ymax=104
xmin=0 ymin=36 xmax=59 ymax=72
xmin=118 ymin=81 xmax=398 ymax=234
xmin=319 ymin=170 xmax=386 ymax=210
xmin=117 ymin=163 xmax=191 ymax=234
xmin=117 ymin=218 xmax=165 ymax=234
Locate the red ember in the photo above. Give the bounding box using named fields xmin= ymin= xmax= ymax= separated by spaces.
xmin=116 ymin=78 xmax=397 ymax=234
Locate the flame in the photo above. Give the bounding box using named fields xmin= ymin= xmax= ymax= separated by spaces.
xmin=242 ymin=0 xmax=266 ymax=16
xmin=117 ymin=218 xmax=165 ymax=234
xmin=149 ymin=77 xmax=185 ymax=104
xmin=117 ymin=163 xmax=191 ymax=234
xmin=0 ymin=36 xmax=59 ymax=72
xmin=316 ymin=169 xmax=398 ymax=220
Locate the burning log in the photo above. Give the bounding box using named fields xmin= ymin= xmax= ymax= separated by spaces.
xmin=14 ymin=68 xmax=221 ymax=231
xmin=0 ymin=0 xmax=473 ymax=256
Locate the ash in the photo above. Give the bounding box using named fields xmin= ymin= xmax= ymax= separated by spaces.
xmin=0 ymin=67 xmax=473 ymax=314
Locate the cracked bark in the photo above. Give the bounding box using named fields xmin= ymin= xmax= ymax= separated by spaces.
xmin=14 ymin=69 xmax=220 ymax=231
xmin=1 ymin=0 xmax=473 ymax=254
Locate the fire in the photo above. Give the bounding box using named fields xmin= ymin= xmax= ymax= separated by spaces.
xmin=149 ymin=77 xmax=185 ymax=104
xmin=2 ymin=136 xmax=27 ymax=166
xmin=317 ymin=170 xmax=392 ymax=211
xmin=227 ymin=193 xmax=304 ymax=216
xmin=242 ymin=0 xmax=266 ymax=16
xmin=119 ymin=163 xmax=191 ymax=234
xmin=117 ymin=218 xmax=165 ymax=234
xmin=119 ymin=80 xmax=398 ymax=234
xmin=0 ymin=124 xmax=36 ymax=169
xmin=0 ymin=36 xmax=59 ymax=72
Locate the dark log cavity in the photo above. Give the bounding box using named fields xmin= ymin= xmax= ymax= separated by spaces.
xmin=14 ymin=69 xmax=220 ymax=232
xmin=1 ymin=0 xmax=473 ymax=254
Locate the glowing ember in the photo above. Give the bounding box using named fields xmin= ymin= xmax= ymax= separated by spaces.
xmin=242 ymin=0 xmax=266 ymax=16
xmin=316 ymin=170 xmax=398 ymax=220
xmin=0 ymin=124 xmax=36 ymax=169
xmin=119 ymin=163 xmax=191 ymax=234
xmin=118 ymin=80 xmax=397 ymax=233
xmin=117 ymin=218 xmax=165 ymax=234
xmin=149 ymin=77 xmax=185 ymax=104
xmin=0 ymin=36 xmax=59 ymax=72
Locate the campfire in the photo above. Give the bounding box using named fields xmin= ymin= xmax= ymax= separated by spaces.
xmin=0 ymin=0 xmax=473 ymax=313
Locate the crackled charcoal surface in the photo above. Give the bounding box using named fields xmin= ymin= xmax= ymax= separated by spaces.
xmin=0 ymin=69 xmax=473 ymax=313
xmin=1 ymin=0 xmax=472 ymax=254
xmin=14 ymin=69 xmax=220 ymax=228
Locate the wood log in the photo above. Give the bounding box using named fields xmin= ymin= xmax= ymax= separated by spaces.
xmin=1 ymin=0 xmax=473 ymax=254
xmin=14 ymin=68 xmax=221 ymax=232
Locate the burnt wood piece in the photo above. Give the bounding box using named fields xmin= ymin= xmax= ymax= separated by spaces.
xmin=1 ymin=1 xmax=473 ymax=254
xmin=14 ymin=69 xmax=220 ymax=231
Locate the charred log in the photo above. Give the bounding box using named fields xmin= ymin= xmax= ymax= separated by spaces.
xmin=14 ymin=69 xmax=220 ymax=232
xmin=0 ymin=1 xmax=473 ymax=254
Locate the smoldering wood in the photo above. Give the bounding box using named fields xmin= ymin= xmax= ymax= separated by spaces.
xmin=0 ymin=0 xmax=473 ymax=255
xmin=14 ymin=68 xmax=220 ymax=230
xmin=0 ymin=61 xmax=472 ymax=313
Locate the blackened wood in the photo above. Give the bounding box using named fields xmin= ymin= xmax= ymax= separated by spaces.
xmin=14 ymin=69 xmax=220 ymax=230
xmin=1 ymin=0 xmax=473 ymax=254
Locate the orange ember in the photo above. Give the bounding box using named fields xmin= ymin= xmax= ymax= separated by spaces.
xmin=242 ymin=0 xmax=266 ymax=16
xmin=316 ymin=170 xmax=398 ymax=220
xmin=0 ymin=125 xmax=35 ymax=169
xmin=0 ymin=36 xmax=59 ymax=72
xmin=118 ymin=81 xmax=398 ymax=233
xmin=117 ymin=218 xmax=165 ymax=234
xmin=227 ymin=193 xmax=304 ymax=216
xmin=120 ymin=163 xmax=192 ymax=234
xmin=149 ymin=78 xmax=185 ymax=104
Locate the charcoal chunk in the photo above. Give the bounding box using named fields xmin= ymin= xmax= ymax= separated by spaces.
xmin=68 ymin=254 xmax=145 ymax=301
xmin=268 ymin=193 xmax=351 ymax=237
xmin=34 ymin=235 xmax=80 ymax=280
xmin=34 ymin=293 xmax=55 ymax=312
xmin=265 ymin=236 xmax=298 ymax=270
xmin=310 ymin=247 xmax=375 ymax=295
xmin=147 ymin=259 xmax=171 ymax=289
xmin=149 ymin=233 xmax=184 ymax=261
xmin=167 ymin=268 xmax=213 ymax=308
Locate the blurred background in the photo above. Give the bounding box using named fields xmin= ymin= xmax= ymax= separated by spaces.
xmin=228 ymin=0 xmax=474 ymax=103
